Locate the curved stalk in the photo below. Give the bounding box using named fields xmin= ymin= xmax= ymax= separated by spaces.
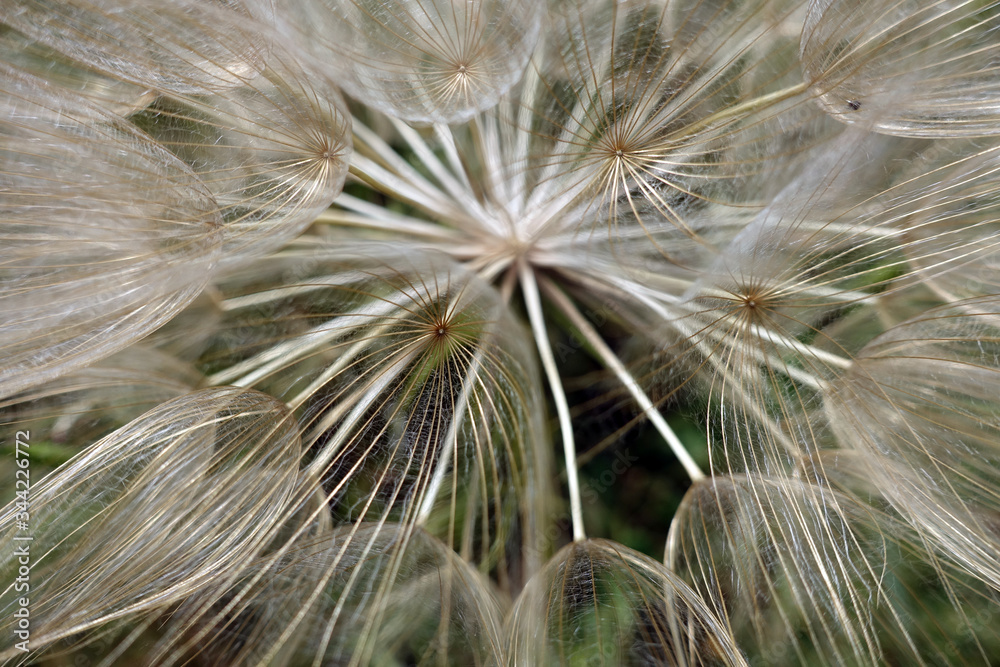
xmin=520 ymin=263 xmax=586 ymax=542
xmin=540 ymin=276 xmax=706 ymax=482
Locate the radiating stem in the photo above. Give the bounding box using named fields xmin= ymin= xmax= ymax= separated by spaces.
xmin=520 ymin=262 xmax=586 ymax=542
xmin=540 ymin=276 xmax=706 ymax=482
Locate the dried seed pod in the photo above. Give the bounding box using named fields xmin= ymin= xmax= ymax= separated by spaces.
xmin=508 ymin=538 xmax=745 ymax=666
xmin=0 ymin=69 xmax=222 ymax=398
xmin=130 ymin=48 xmax=352 ymax=261
xmin=200 ymin=245 xmax=551 ymax=592
xmin=825 ymin=296 xmax=1000 ymax=591
xmin=802 ymin=0 xmax=1000 ymax=137
xmin=280 ymin=0 xmax=542 ymax=123
xmin=1 ymin=0 xmax=273 ymax=94
xmin=0 ymin=387 xmax=303 ymax=661
xmin=180 ymin=524 xmax=506 ymax=665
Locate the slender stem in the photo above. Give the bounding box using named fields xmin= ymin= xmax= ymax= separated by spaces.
xmin=316 ymin=202 xmax=460 ymax=242
xmin=286 ymin=316 xmax=399 ymax=411
xmin=468 ymin=255 xmax=512 ymax=284
xmin=744 ymin=322 xmax=852 ymax=371
xmin=208 ymin=300 xmax=398 ymax=387
xmin=498 ymin=264 xmax=519 ymax=304
xmin=565 ymin=267 xmax=851 ymax=380
xmin=519 ymin=262 xmax=586 ymax=542
xmin=669 ymin=82 xmax=810 ymax=139
xmin=563 ymin=271 xmax=805 ymax=460
xmin=540 ymin=276 xmax=706 ymax=482
xmin=434 ymin=123 xmax=474 ymax=192
xmin=390 ymin=116 xmax=486 ymax=219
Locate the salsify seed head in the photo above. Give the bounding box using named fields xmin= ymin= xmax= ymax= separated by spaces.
xmin=3 ymin=0 xmax=1000 ymax=665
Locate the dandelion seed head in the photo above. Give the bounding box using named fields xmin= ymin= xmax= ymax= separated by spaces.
xmin=8 ymin=0 xmax=1000 ymax=664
